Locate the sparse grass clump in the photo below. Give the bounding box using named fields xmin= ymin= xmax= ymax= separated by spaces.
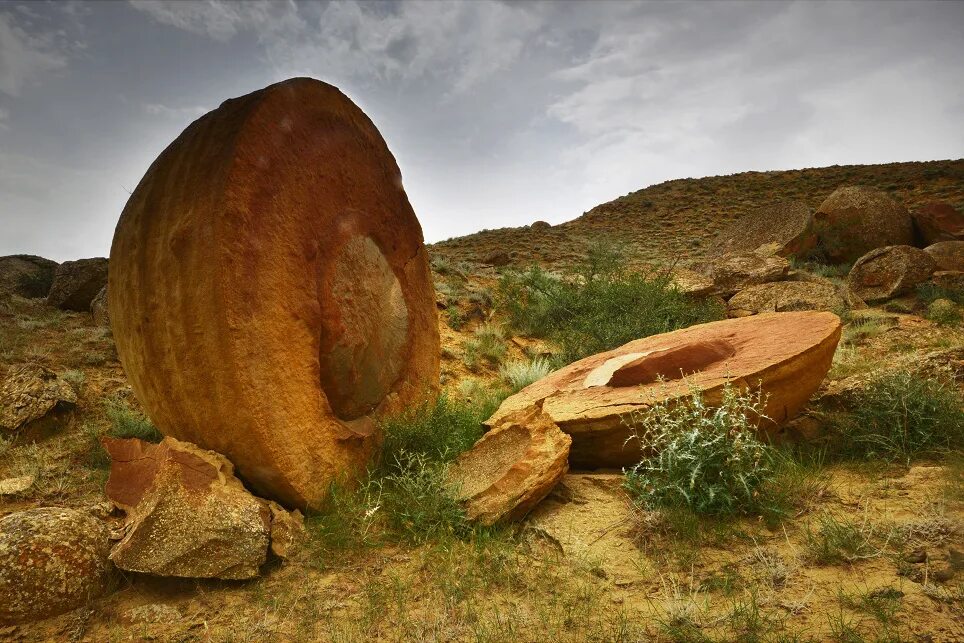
xmin=499 ymin=356 xmax=551 ymax=392
xmin=804 ymin=514 xmax=880 ymax=565
xmin=833 ymin=370 xmax=964 ymax=463
xmin=926 ymin=298 xmax=962 ymax=326
xmin=103 ymin=396 xmax=163 ymax=442
xmin=498 ymin=241 xmax=723 ymax=365
xmin=917 ymin=281 xmax=964 ymax=306
xmin=623 ymin=385 xmax=777 ymax=516
xmin=463 ymin=323 xmax=507 ymax=369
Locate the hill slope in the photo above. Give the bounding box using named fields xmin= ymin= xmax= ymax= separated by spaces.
xmin=430 ymin=159 xmax=964 ymax=268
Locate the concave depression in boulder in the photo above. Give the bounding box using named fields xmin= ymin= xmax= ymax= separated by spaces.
xmin=109 ymin=78 xmax=440 ymax=510
xmin=485 ymin=311 xmax=842 ymax=468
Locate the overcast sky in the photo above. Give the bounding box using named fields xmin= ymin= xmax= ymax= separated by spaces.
xmin=1 ymin=0 xmax=962 ymax=261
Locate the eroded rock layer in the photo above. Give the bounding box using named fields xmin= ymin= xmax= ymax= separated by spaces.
xmin=109 ymin=78 xmax=440 ymax=509
xmin=485 ymin=312 xmax=841 ymax=468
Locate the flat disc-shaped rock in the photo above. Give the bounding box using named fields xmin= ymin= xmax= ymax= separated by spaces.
xmin=109 ymin=78 xmax=440 ymax=509
xmin=486 ymin=312 xmax=841 ymax=468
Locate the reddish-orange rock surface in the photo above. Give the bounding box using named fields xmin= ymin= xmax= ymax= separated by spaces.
xmin=486 ymin=312 xmax=841 ymax=468
xmin=109 ymin=78 xmax=440 ymax=510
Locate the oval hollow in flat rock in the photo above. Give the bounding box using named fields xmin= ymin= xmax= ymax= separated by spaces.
xmin=486 ymin=312 xmax=842 ymax=468
xmin=108 ymin=78 xmax=440 ymax=510
xmin=447 ymin=407 xmax=570 ymax=525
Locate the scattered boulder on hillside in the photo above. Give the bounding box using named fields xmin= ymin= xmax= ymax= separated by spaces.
xmin=912 ymin=202 xmax=964 ymax=245
xmin=702 ymin=250 xmax=790 ymax=297
xmin=486 ymin=312 xmax=841 ymax=468
xmin=0 ymin=363 xmax=77 ymax=434
xmin=46 ymin=257 xmax=108 ymax=311
xmin=447 ymin=406 xmax=570 ymax=525
xmin=90 ymin=285 xmax=109 ymax=327
xmin=930 ymin=271 xmax=964 ymax=292
xmin=727 ymin=281 xmax=844 ymax=317
xmin=530 ymin=221 xmax=552 ymax=231
xmin=0 ymin=507 xmax=113 ymax=625
xmin=108 ymin=78 xmax=440 ymax=510
xmin=847 ymin=245 xmax=937 ymax=304
xmin=714 ymin=200 xmax=816 ymax=257
xmin=483 ymin=249 xmax=512 ymax=266
xmin=923 ymin=240 xmax=964 ymax=272
xmin=0 ymin=255 xmax=58 ymax=299
xmin=813 ymin=186 xmax=914 ymax=263
xmin=104 ymin=436 xmax=303 ymax=579
xmin=670 ymin=267 xmax=715 ymax=297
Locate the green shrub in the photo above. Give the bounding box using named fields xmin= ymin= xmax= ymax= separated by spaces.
xmin=623 ymin=384 xmax=777 ymax=516
xmin=917 ymin=282 xmax=964 ymax=306
xmin=926 ymin=298 xmax=962 ymax=326
xmin=463 ymin=323 xmax=507 ymax=367
xmin=498 ymin=242 xmax=723 ymax=365
xmin=103 ymin=397 xmax=163 ymax=442
xmin=834 ymin=371 xmax=964 ymax=463
xmin=378 ymin=393 xmax=499 ymax=472
xmin=803 ymin=514 xmax=878 ymax=565
xmin=499 ymin=357 xmax=551 ymax=392
xmin=446 ymin=305 xmax=465 ymax=330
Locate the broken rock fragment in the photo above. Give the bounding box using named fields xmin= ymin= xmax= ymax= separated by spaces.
xmin=104 ymin=436 xmax=303 ymax=579
xmin=486 ymin=312 xmax=842 ymax=468
xmin=447 ymin=407 xmax=570 ymax=525
xmin=0 ymin=363 xmax=76 ymax=434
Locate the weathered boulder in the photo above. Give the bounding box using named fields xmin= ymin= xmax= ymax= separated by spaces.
xmin=847 ymin=245 xmax=936 ymax=304
xmin=0 ymin=255 xmax=58 ymax=298
xmin=108 ymin=78 xmax=440 ymax=510
xmin=0 ymin=363 xmax=76 ymax=434
xmin=727 ymin=281 xmax=845 ymax=317
xmin=702 ymin=250 xmax=790 ymax=297
xmin=531 ymin=221 xmax=552 ymax=231
xmin=714 ymin=200 xmax=816 ymax=258
xmin=924 ymin=240 xmax=964 ymax=272
xmin=813 ymin=186 xmax=914 ymax=263
xmin=103 ymin=436 xmax=303 ymax=577
xmin=485 ymin=312 xmax=841 ymax=468
xmin=670 ymin=267 xmax=715 ymax=298
xmin=0 ymin=507 xmax=112 ymax=625
xmin=912 ymin=202 xmax=964 ymax=245
xmin=90 ymin=285 xmax=109 ymax=327
xmin=45 ymin=258 xmax=108 ymax=311
xmin=447 ymin=407 xmax=570 ymax=525
xmin=107 ymin=437 xmax=270 ymax=579
xmin=931 ymin=271 xmax=964 ymax=292
xmin=483 ymin=249 xmax=512 ymax=266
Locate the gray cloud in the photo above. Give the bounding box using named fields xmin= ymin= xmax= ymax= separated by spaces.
xmin=1 ymin=0 xmax=962 ymax=261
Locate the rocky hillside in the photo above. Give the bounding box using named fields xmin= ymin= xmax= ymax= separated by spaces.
xmin=431 ymin=159 xmax=964 ymax=267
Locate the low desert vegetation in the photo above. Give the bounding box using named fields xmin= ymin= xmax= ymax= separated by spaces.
xmin=103 ymin=396 xmax=163 ymax=442
xmin=917 ymin=281 xmax=964 ymax=306
xmin=498 ymin=241 xmax=724 ymax=364
xmin=499 ymin=356 xmax=552 ymax=392
xmin=832 ymin=370 xmax=964 ymax=464
xmin=926 ymin=298 xmax=962 ymax=326
xmin=462 ymin=322 xmax=508 ymax=369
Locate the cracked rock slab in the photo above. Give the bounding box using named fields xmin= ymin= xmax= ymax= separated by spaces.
xmin=0 ymin=363 xmax=76 ymax=434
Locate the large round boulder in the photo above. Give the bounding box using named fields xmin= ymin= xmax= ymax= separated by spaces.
xmin=912 ymin=202 xmax=963 ymax=245
xmin=485 ymin=312 xmax=842 ymax=468
xmin=108 ymin=78 xmax=440 ymax=510
xmin=0 ymin=507 xmax=112 ymax=624
xmin=847 ymin=245 xmax=937 ymax=303
xmin=46 ymin=258 xmax=109 ymax=311
xmin=714 ymin=200 xmax=816 ymax=258
xmin=923 ymin=240 xmax=964 ymax=272
xmin=813 ymin=186 xmax=914 ymax=264
xmin=727 ymin=281 xmax=844 ymax=317
xmin=0 ymin=255 xmax=58 ymax=299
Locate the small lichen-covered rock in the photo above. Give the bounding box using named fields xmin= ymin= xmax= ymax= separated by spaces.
xmin=923 ymin=240 xmax=964 ymax=272
xmin=90 ymin=285 xmax=109 ymax=327
xmin=485 ymin=312 xmax=842 ymax=468
xmin=727 ymin=281 xmax=845 ymax=317
xmin=45 ymin=257 xmax=108 ymax=311
xmin=447 ymin=407 xmax=570 ymax=525
xmin=813 ymin=186 xmax=914 ymax=264
xmin=714 ymin=200 xmax=816 ymax=258
xmin=913 ymin=202 xmax=964 ymax=245
xmin=703 ymin=251 xmax=790 ymax=297
xmin=0 ymin=255 xmax=58 ymax=299
xmin=108 ymin=437 xmax=271 ymax=580
xmin=847 ymin=245 xmax=936 ymax=304
xmin=0 ymin=507 xmax=113 ymax=625
xmin=108 ymin=78 xmax=440 ymax=510
xmin=0 ymin=363 xmax=77 ymax=434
